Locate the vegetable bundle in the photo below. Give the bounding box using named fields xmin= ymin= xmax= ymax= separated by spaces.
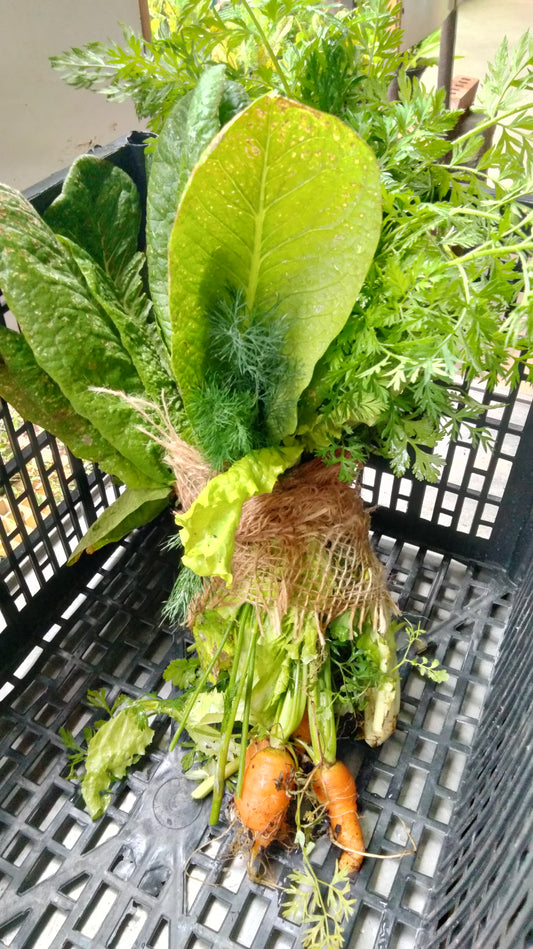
xmin=1 ymin=2 xmax=533 ymax=945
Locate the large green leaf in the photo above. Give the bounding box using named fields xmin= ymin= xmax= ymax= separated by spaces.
xmin=176 ymin=444 xmax=302 ymax=585
xmin=68 ymin=485 xmax=172 ymax=564
xmin=44 ymin=155 xmax=141 ymax=285
xmin=169 ymin=94 xmax=382 ymax=441
xmin=0 ymin=328 xmax=149 ymax=487
xmin=63 ymin=237 xmax=183 ymax=430
xmin=146 ymin=65 xmax=243 ymax=348
xmin=0 ymin=184 xmax=172 ymax=487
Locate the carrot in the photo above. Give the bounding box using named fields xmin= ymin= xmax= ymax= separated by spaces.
xmin=234 ymin=744 xmax=294 ymax=857
xmin=292 ymin=708 xmax=312 ymax=746
xmin=312 ymin=759 xmax=364 ymax=873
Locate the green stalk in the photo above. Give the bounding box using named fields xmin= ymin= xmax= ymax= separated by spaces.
xmin=450 ymin=102 xmax=533 ymax=149
xmin=191 ymin=760 xmax=240 ymax=800
xmin=446 ymin=240 xmax=533 ymax=268
xmin=235 ymin=621 xmax=259 ymax=799
xmin=169 ymin=621 xmax=233 ymax=752
xmin=238 ymin=0 xmax=292 ymax=97
xmin=308 ymin=654 xmax=337 ymax=766
xmin=271 ymin=659 xmax=307 ymax=748
xmin=210 ymin=603 xmax=253 ymax=824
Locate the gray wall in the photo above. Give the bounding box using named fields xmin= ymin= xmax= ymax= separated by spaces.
xmin=0 ymin=1 xmax=147 ymax=191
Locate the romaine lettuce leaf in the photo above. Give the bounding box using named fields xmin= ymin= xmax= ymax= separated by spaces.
xmin=146 ymin=65 xmax=249 ymax=348
xmin=44 ymin=154 xmax=141 ymax=286
xmin=82 ymin=707 xmax=154 ymax=819
xmin=63 ymin=237 xmax=183 ymax=428
xmin=169 ymin=94 xmax=382 ymax=442
xmin=0 ymin=326 xmax=145 ymax=486
xmin=68 ymin=485 xmax=172 ymax=564
xmin=0 ymin=184 xmax=172 ymax=487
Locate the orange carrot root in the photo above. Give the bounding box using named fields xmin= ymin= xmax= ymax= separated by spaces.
xmin=312 ymin=759 xmax=365 ymax=873
xmin=292 ymin=709 xmax=312 ymax=746
xmin=235 ymin=744 xmax=294 ymax=858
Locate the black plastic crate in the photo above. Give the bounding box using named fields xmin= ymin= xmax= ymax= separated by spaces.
xmin=0 ymin=138 xmax=532 ymax=949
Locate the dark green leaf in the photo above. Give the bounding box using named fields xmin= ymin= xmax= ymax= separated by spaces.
xmin=146 ymin=65 xmax=231 ymax=347
xmin=0 ymin=184 xmax=172 ymax=487
xmin=44 ymin=155 xmax=141 ymax=284
xmin=63 ymin=237 xmax=183 ymax=428
xmin=0 ymin=327 xmax=144 ymax=485
xmin=68 ymin=485 xmax=172 ymax=564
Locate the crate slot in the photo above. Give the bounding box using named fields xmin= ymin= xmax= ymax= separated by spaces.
xmin=0 ymin=910 xmax=30 ymax=947
xmin=18 ymin=847 xmax=63 ymax=892
xmin=186 ymin=864 xmax=208 ymax=912
xmin=2 ymin=830 xmax=33 ymax=867
xmin=59 ymin=873 xmax=90 ymax=901
xmin=53 ymin=815 xmax=85 ymax=851
xmin=27 ymin=784 xmax=69 ymax=831
xmin=230 ymin=893 xmax=269 ymax=946
xmin=81 ymin=816 xmax=121 ymax=853
xmin=413 ymin=827 xmax=446 ymax=877
xmin=218 ymin=853 xmax=247 ymax=894
xmin=145 ymin=916 xmax=170 ymax=948
xmin=200 ymin=895 xmax=231 ymax=933
xmin=401 ymin=879 xmax=427 ymax=914
xmin=349 ymin=905 xmax=381 ymax=949
xmin=107 ymin=900 xmax=149 ymax=949
xmin=1 ymin=783 xmax=31 ymax=817
xmin=74 ymin=881 xmax=118 ymax=938
xmin=368 ymin=857 xmax=399 ymax=899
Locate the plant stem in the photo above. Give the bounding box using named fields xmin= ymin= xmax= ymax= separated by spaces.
xmin=308 ymin=654 xmax=336 ymax=766
xmin=450 ymin=102 xmax=533 ymax=149
xmin=169 ymin=622 xmax=233 ymax=752
xmin=191 ymin=760 xmax=240 ymax=800
xmin=210 ymin=603 xmax=253 ymax=824
xmin=235 ymin=621 xmax=259 ymax=798
xmin=446 ymin=240 xmax=533 ymax=268
xmin=238 ymin=0 xmax=292 ymax=97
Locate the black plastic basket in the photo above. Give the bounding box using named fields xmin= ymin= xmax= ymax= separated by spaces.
xmin=0 ymin=138 xmax=532 ymax=949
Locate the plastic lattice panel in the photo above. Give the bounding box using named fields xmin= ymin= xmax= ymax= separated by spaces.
xmin=0 ymin=306 xmax=122 ymax=637
xmin=0 ymin=518 xmax=515 ymax=949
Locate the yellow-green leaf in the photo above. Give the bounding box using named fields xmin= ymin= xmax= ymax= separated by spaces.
xmin=169 ymin=94 xmax=382 ymax=441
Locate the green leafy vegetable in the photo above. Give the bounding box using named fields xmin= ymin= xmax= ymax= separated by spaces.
xmin=163 ymin=655 xmax=201 ymax=689
xmin=176 ymin=444 xmax=302 ymax=583
xmin=0 ymin=327 xmax=140 ymax=486
xmin=43 ymin=155 xmax=141 ymax=285
xmin=146 ymin=64 xmax=250 ymax=346
xmin=68 ymin=485 xmax=172 ymax=564
xmin=81 ymin=706 xmax=155 ymax=819
xmin=62 ymin=236 xmax=182 ymax=425
xmin=169 ymin=93 xmax=382 ymax=441
xmin=0 ymin=184 xmax=173 ymax=487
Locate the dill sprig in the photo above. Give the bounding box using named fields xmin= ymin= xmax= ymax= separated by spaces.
xmin=187 ymin=287 xmax=294 ymax=469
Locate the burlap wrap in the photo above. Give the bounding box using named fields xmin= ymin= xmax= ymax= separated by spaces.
xmin=119 ymin=394 xmax=395 ymax=634
xmin=169 ymin=440 xmax=394 ymax=633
